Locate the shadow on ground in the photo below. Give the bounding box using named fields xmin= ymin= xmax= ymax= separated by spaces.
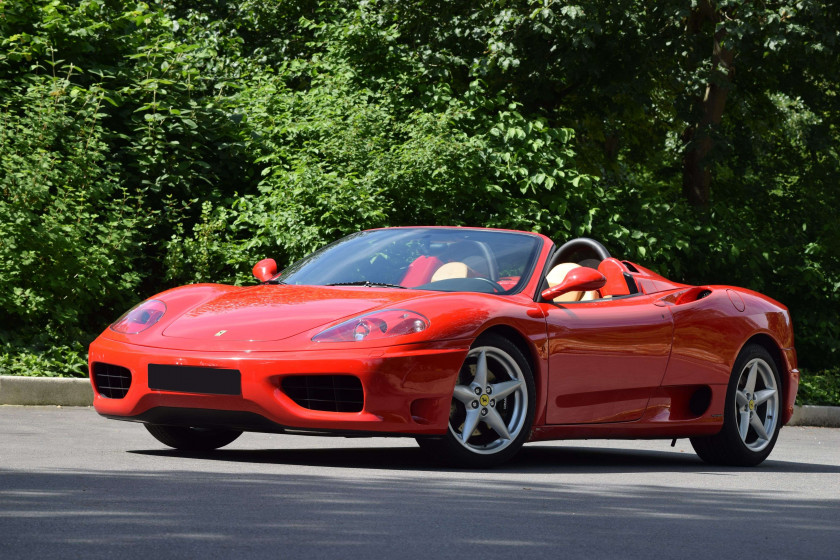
xmin=129 ymin=442 xmax=840 ymax=475
xmin=2 ymin=459 xmax=838 ymax=559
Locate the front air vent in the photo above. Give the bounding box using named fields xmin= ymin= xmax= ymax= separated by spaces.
xmin=92 ymin=362 xmax=132 ymax=399
xmin=281 ymin=375 xmax=364 ymax=412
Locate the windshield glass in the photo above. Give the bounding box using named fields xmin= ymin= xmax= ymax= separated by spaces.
xmin=277 ymin=228 xmax=543 ymax=294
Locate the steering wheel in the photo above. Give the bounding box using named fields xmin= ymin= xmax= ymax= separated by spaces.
xmin=474 ymin=241 xmax=499 ymax=281
xmin=473 ymin=277 xmax=506 ymax=293
xmin=553 ymin=237 xmax=611 ymax=264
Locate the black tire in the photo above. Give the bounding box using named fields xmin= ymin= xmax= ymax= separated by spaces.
xmin=416 ymin=332 xmax=535 ymax=467
xmin=144 ymin=423 xmax=242 ymax=451
xmin=690 ymin=344 xmax=783 ymax=466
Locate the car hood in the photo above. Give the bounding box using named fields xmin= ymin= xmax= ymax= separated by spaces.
xmin=161 ymin=284 xmax=423 ymax=342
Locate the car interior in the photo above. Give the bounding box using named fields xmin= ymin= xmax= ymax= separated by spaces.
xmin=400 ymin=236 xmax=642 ymax=301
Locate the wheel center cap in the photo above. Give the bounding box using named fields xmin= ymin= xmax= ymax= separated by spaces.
xmin=749 ymin=399 xmax=755 ymax=411
xmin=480 ymin=394 xmax=490 ymax=406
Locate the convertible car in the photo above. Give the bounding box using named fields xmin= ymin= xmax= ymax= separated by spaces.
xmin=89 ymin=227 xmax=798 ymax=467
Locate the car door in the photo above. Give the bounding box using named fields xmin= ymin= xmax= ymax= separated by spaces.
xmin=540 ymin=295 xmax=674 ymax=424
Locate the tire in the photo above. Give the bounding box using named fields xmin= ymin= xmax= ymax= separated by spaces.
xmin=416 ymin=333 xmax=535 ymax=467
xmin=144 ymin=423 xmax=242 ymax=451
xmin=690 ymin=344 xmax=782 ymax=466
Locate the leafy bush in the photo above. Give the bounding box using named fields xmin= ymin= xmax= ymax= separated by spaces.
xmin=0 ymin=72 xmax=142 ymax=347
xmin=0 ymin=342 xmax=87 ymax=378
xmin=0 ymin=0 xmax=254 ymax=371
xmin=798 ymin=369 xmax=840 ymax=407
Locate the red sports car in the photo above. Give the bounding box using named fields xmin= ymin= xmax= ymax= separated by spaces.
xmin=89 ymin=227 xmax=798 ymax=467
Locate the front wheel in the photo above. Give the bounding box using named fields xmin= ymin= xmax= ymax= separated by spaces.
xmin=417 ymin=333 xmax=535 ymax=467
xmin=690 ymin=344 xmax=782 ymax=466
xmin=144 ymin=423 xmax=242 ymax=451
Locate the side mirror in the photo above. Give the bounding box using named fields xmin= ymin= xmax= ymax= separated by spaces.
xmin=252 ymin=258 xmax=278 ymax=283
xmin=541 ymin=267 xmax=606 ymax=301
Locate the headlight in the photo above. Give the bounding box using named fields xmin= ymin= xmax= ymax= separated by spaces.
xmin=312 ymin=309 xmax=430 ymax=342
xmin=110 ymin=299 xmax=167 ymax=334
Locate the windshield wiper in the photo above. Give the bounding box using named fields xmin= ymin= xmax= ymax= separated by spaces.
xmin=326 ymin=281 xmax=407 ymax=289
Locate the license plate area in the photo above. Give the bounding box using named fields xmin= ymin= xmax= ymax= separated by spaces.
xmin=148 ymin=364 xmax=241 ymax=396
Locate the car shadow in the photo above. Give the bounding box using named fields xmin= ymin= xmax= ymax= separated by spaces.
xmin=128 ymin=443 xmax=840 ymax=474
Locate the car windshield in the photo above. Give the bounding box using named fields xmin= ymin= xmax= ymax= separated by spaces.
xmin=276 ymin=228 xmax=543 ymax=294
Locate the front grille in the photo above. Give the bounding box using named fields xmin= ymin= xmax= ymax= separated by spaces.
xmin=281 ymin=375 xmax=364 ymax=412
xmin=92 ymin=363 xmax=132 ymax=399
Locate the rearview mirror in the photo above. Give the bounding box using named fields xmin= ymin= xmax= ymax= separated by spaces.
xmin=252 ymin=258 xmax=278 ymax=283
xmin=541 ymin=267 xmax=606 ymax=301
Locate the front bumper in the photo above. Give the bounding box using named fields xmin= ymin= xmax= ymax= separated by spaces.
xmin=88 ymin=337 xmax=470 ymax=435
xmin=782 ymin=347 xmax=799 ymax=425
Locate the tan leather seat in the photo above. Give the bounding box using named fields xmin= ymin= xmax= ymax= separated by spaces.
xmin=546 ymin=262 xmax=600 ymax=302
xmin=431 ymin=261 xmax=470 ymax=282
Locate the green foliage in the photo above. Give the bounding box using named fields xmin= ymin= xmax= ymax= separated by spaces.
xmin=0 ymin=341 xmax=87 ymax=378
xmin=0 ymin=72 xmax=142 ymax=340
xmin=0 ymin=0 xmax=254 ymax=367
xmin=0 ymin=1 xmax=837 ymax=403
xmin=169 ymin=11 xmax=595 ymax=284
xmin=798 ymin=369 xmax=840 ymax=408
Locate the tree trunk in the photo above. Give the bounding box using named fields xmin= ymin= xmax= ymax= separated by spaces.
xmin=682 ymin=1 xmax=734 ymax=209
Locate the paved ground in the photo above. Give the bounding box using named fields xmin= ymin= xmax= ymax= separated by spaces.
xmin=1 ymin=407 xmax=839 ymax=559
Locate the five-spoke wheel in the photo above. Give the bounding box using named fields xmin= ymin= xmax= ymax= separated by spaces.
xmin=691 ymin=344 xmax=782 ymax=466
xmin=417 ymin=333 xmax=535 ymax=467
xmin=733 ymin=357 xmax=779 ymax=452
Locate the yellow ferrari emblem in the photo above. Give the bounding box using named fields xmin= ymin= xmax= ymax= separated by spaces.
xmin=480 ymin=394 xmax=490 ymax=406
xmin=749 ymin=400 xmax=755 ymax=411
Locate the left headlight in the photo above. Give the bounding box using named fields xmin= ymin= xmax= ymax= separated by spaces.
xmin=110 ymin=299 xmax=167 ymax=334
xmin=312 ymin=309 xmax=430 ymax=343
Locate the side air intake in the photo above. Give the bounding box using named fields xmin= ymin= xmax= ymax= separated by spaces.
xmin=92 ymin=363 xmax=132 ymax=399
xmin=281 ymin=375 xmax=364 ymax=412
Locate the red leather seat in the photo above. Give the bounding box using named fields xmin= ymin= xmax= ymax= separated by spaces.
xmin=401 ymin=256 xmax=443 ymax=287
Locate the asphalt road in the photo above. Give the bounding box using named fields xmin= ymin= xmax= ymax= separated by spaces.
xmin=1 ymin=407 xmax=838 ymax=559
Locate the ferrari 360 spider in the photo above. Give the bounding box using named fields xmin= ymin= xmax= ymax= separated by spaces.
xmin=89 ymin=227 xmax=798 ymax=467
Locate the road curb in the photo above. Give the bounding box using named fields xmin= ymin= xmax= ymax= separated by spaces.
xmin=789 ymin=404 xmax=840 ymax=428
xmin=1 ymin=375 xmax=839 ymax=427
xmin=0 ymin=375 xmax=93 ymax=407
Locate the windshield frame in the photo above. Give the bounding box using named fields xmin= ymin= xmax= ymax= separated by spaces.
xmin=274 ymin=227 xmax=545 ymax=296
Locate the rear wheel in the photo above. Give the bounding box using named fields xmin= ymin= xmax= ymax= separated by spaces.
xmin=690 ymin=344 xmax=782 ymax=466
xmin=144 ymin=424 xmax=242 ymax=451
xmin=417 ymin=333 xmax=535 ymax=467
